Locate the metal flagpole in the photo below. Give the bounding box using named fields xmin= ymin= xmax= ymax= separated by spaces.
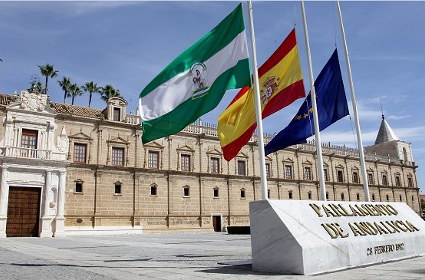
xmin=247 ymin=0 xmax=268 ymax=200
xmin=336 ymin=1 xmax=371 ymax=202
xmin=300 ymin=1 xmax=327 ymax=201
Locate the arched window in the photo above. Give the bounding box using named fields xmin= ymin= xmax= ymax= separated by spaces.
xmin=386 ymin=194 xmax=390 ymax=201
xmin=267 ymin=189 xmax=271 ymax=199
xmin=240 ymin=188 xmax=246 ymax=198
xmin=372 ymin=193 xmax=375 ymax=201
xmin=341 ymin=193 xmax=345 ymax=201
xmin=213 ymin=187 xmax=219 ymax=198
xmin=150 ymin=184 xmax=157 ymax=196
xmin=183 ymin=185 xmax=190 ymax=197
xmin=356 ymin=193 xmax=360 ymax=201
xmin=308 ymin=191 xmax=312 ymax=200
xmin=288 ymin=190 xmax=293 ymax=199
xmin=114 ymin=181 xmax=122 ymax=194
xmin=326 ymin=192 xmax=329 ymax=200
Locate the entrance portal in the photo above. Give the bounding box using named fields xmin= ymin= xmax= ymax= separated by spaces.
xmin=6 ymin=187 xmax=41 ymax=237
xmin=212 ymin=215 xmax=221 ymax=232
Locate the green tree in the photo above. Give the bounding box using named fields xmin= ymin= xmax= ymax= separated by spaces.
xmin=28 ymin=74 xmax=43 ymax=94
xmin=38 ymin=64 xmax=58 ymax=95
xmin=58 ymin=77 xmax=72 ymax=103
xmin=101 ymin=84 xmax=121 ymax=102
xmin=69 ymin=83 xmax=83 ymax=105
xmin=82 ymin=81 xmax=100 ymax=107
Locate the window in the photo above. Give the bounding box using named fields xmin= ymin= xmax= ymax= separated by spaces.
xmin=211 ymin=157 xmax=220 ymax=173
xmin=308 ymin=191 xmax=312 ymax=200
xmin=237 ymin=160 xmax=246 ymax=176
xmin=368 ymin=173 xmax=374 ymax=185
xmin=304 ymin=166 xmax=311 ymax=180
xmin=113 ymin=107 xmax=121 ymax=121
xmin=341 ymin=193 xmax=345 ymax=201
xmin=114 ymin=183 xmax=122 ymax=194
xmin=288 ymin=191 xmax=293 ymax=199
xmin=356 ymin=193 xmax=360 ymax=201
xmin=372 ymin=193 xmax=375 ymax=201
xmin=265 ymin=163 xmax=271 ymax=178
xmin=352 ymin=172 xmax=359 ymax=184
xmin=240 ymin=188 xmax=246 ymax=199
xmin=213 ymin=187 xmax=219 ymax=198
xmin=285 ymin=165 xmax=293 ymax=179
xmin=395 ymin=175 xmax=401 ymax=187
xmin=326 ymin=192 xmax=329 ymax=200
xmin=382 ymin=174 xmax=388 ymax=186
xmin=75 ymin=181 xmax=83 ymax=193
xmin=324 ymin=169 xmax=329 ymax=181
xmin=386 ymin=194 xmax=390 ymax=201
xmin=148 ymin=151 xmax=159 ymax=169
xmin=399 ymin=195 xmax=402 ymax=202
xmin=337 ymin=170 xmax=344 ymax=183
xmin=181 ymin=154 xmax=191 ymax=171
xmin=183 ymin=186 xmax=190 ymax=197
xmin=412 ymin=195 xmax=415 ymax=202
xmin=150 ymin=184 xmax=157 ymax=196
xmin=21 ymin=129 xmax=38 ymax=157
xmin=408 ymin=177 xmax=413 ymax=188
xmin=74 ymin=143 xmax=87 ymax=163
xmin=267 ymin=189 xmax=271 ymax=199
xmin=112 ymin=147 xmax=124 ymax=166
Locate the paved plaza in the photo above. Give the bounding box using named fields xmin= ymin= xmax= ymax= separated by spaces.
xmin=0 ymin=232 xmax=424 ymax=279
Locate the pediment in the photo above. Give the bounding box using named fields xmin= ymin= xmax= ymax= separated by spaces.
xmin=69 ymin=131 xmax=93 ymax=141
xmin=303 ymin=160 xmax=313 ymax=165
xmin=108 ymin=135 xmax=129 ymax=145
xmin=236 ymin=151 xmax=248 ymax=159
xmin=144 ymin=140 xmax=164 ymax=149
xmin=283 ymin=157 xmax=294 ymax=163
xmin=177 ymin=144 xmax=195 ymax=153
xmin=265 ymin=155 xmax=272 ymax=162
xmin=206 ymin=147 xmax=222 ymax=155
xmin=335 ymin=164 xmax=345 ymax=169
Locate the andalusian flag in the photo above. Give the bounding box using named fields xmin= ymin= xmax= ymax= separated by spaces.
xmin=140 ymin=4 xmax=250 ymax=144
xmin=218 ymin=29 xmax=305 ymax=161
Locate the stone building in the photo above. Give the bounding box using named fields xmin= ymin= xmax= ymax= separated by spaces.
xmin=0 ymin=91 xmax=420 ymax=237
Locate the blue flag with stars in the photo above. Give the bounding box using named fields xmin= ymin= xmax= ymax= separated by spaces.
xmin=265 ymin=49 xmax=349 ymax=155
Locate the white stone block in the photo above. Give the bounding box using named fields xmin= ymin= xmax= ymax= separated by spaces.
xmin=250 ymin=200 xmax=425 ymax=275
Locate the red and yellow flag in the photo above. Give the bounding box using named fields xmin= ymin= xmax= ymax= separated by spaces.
xmin=217 ymin=29 xmax=305 ymax=161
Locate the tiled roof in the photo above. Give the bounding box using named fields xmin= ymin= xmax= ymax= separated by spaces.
xmin=374 ymin=115 xmax=399 ymax=144
xmin=0 ymin=94 xmax=18 ymax=105
xmin=51 ymin=102 xmax=103 ymax=118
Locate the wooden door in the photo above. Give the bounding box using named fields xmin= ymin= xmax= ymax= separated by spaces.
xmin=6 ymin=187 xmax=41 ymax=237
xmin=212 ymin=215 xmax=221 ymax=232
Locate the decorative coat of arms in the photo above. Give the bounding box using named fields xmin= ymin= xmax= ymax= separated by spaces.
xmin=188 ymin=62 xmax=210 ymax=99
xmin=260 ymin=76 xmax=280 ymax=105
xmin=20 ymin=91 xmax=47 ymax=111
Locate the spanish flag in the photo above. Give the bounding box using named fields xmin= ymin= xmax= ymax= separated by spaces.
xmin=217 ymin=29 xmax=305 ymax=161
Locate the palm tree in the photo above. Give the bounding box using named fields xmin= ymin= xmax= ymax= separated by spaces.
xmin=82 ymin=81 xmax=100 ymax=107
xmin=69 ymin=83 xmax=83 ymax=105
xmin=58 ymin=77 xmax=72 ymax=103
xmin=39 ymin=64 xmax=58 ymax=95
xmin=101 ymin=84 xmax=121 ymax=102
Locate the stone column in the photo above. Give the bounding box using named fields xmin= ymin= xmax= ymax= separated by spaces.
xmin=40 ymin=170 xmax=53 ymax=237
xmin=54 ymin=171 xmax=66 ymax=237
xmin=0 ymin=167 xmax=9 ymax=238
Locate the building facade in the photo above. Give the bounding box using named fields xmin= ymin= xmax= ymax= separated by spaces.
xmin=0 ymin=91 xmax=420 ymax=237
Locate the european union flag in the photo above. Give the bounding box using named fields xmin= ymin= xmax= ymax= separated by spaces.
xmin=265 ymin=49 xmax=349 ymax=155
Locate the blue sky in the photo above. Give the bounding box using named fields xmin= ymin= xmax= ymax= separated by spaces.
xmin=1 ymin=1 xmax=425 ymax=192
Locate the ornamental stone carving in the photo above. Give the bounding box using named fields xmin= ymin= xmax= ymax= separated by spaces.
xmin=57 ymin=127 xmax=69 ymax=153
xmin=19 ymin=91 xmax=47 ymax=112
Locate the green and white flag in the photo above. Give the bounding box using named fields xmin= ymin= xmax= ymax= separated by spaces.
xmin=139 ymin=3 xmax=251 ymax=144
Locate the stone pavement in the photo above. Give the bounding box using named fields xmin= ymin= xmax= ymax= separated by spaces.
xmin=0 ymin=232 xmax=424 ymax=280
